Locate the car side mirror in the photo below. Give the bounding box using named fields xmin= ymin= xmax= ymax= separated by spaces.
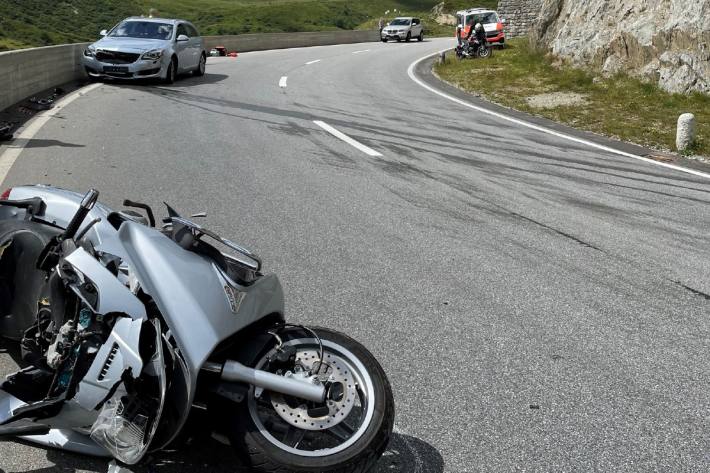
xmin=177 ymin=34 xmax=189 ymax=42
xmin=99 ymin=29 xmax=108 ymax=36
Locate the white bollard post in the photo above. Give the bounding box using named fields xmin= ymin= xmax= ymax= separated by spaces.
xmin=439 ymin=51 xmax=447 ymax=65
xmin=676 ymin=113 xmax=696 ymax=152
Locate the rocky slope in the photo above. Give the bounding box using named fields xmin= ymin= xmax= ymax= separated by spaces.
xmin=531 ymin=0 xmax=710 ymax=94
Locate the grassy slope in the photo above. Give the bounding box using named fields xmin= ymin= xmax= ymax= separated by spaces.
xmin=435 ymin=38 xmax=709 ymax=156
xmin=0 ymin=0 xmax=496 ymax=51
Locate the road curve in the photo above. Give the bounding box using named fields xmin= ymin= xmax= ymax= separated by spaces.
xmin=1 ymin=38 xmax=709 ymax=472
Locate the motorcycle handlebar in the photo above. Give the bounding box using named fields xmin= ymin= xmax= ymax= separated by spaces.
xmin=63 ymin=189 xmax=99 ymax=240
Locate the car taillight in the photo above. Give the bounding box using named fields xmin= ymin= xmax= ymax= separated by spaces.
xmin=497 ymin=22 xmax=503 ymax=31
xmin=0 ymin=188 xmax=11 ymax=200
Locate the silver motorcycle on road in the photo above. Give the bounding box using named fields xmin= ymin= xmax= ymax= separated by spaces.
xmin=0 ymin=185 xmax=394 ymax=472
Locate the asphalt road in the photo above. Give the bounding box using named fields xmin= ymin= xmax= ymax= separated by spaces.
xmin=1 ymin=38 xmax=709 ymax=472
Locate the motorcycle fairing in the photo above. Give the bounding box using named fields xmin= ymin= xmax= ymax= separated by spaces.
xmin=63 ymin=248 xmax=146 ymax=320
xmin=73 ymin=317 xmax=144 ymax=411
xmin=117 ymin=221 xmax=286 ymax=379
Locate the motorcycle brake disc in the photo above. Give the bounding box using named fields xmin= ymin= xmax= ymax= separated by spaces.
xmin=270 ymin=349 xmax=357 ymax=431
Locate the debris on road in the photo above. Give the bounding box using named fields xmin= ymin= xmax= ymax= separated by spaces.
xmin=0 ymin=122 xmax=14 ymax=141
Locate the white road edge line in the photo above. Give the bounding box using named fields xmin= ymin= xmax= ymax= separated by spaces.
xmin=352 ymin=49 xmax=370 ymax=54
xmin=313 ymin=120 xmax=383 ymax=157
xmin=0 ymin=82 xmax=103 ymax=186
xmin=407 ymin=48 xmax=710 ymax=180
xmin=306 ymin=59 xmax=321 ymax=65
xmin=279 ymin=76 xmax=288 ymax=88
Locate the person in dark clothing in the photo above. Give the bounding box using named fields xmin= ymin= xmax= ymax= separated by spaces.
xmin=466 ymin=22 xmax=487 ymax=54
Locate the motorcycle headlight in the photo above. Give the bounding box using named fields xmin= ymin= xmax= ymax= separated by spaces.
xmin=141 ymin=49 xmax=163 ymax=61
xmin=84 ymin=46 xmax=96 ymax=57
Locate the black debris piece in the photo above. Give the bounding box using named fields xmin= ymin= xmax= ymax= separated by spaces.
xmin=26 ymin=97 xmax=54 ymax=111
xmin=0 ymin=122 xmax=14 ymax=141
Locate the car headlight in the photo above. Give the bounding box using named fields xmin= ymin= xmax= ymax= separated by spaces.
xmin=84 ymin=46 xmax=96 ymax=57
xmin=141 ymin=49 xmax=164 ymax=61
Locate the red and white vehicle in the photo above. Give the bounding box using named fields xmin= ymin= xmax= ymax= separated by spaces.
xmin=455 ymin=8 xmax=506 ymax=47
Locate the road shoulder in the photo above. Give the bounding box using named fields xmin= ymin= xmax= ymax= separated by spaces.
xmin=413 ymin=54 xmax=710 ymax=177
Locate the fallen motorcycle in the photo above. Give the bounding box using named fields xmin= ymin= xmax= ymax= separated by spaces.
xmin=0 ymin=185 xmax=394 ymax=472
xmin=455 ymin=39 xmax=492 ymax=60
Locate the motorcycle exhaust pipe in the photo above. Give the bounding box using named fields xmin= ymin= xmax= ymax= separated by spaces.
xmin=203 ymin=360 xmax=326 ymax=403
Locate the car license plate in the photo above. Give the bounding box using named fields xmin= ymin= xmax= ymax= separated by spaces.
xmin=103 ymin=66 xmax=128 ymax=73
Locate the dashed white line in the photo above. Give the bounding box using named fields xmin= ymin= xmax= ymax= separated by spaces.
xmin=407 ymin=48 xmax=710 ymax=180
xmin=352 ymin=49 xmax=370 ymax=54
xmin=0 ymin=82 xmax=103 ymax=185
xmin=278 ymin=76 xmax=288 ymax=88
xmin=313 ymin=120 xmax=382 ymax=157
xmin=306 ymin=59 xmax=321 ymax=65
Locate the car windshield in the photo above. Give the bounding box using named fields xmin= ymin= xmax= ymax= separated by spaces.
xmin=468 ymin=12 xmax=498 ymax=25
xmin=109 ymin=21 xmax=174 ymax=40
xmin=389 ymin=19 xmax=411 ymax=26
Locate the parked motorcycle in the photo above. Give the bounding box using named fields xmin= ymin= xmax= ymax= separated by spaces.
xmin=455 ymin=38 xmax=492 ymax=60
xmin=0 ymin=185 xmax=394 ymax=472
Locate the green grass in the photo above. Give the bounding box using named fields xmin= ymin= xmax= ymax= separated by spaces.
xmin=0 ymin=0 xmax=497 ymax=50
xmin=434 ymin=38 xmax=710 ymax=156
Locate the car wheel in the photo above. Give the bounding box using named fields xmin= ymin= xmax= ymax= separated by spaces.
xmin=193 ymin=53 xmax=206 ymax=76
xmin=405 ymin=32 xmax=411 ymax=42
xmin=381 ymin=38 xmax=387 ymax=43
xmin=418 ymin=32 xmax=424 ymax=42
xmin=164 ymin=57 xmax=176 ymax=84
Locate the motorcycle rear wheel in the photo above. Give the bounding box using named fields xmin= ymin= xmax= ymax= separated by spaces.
xmin=228 ymin=327 xmax=394 ymax=473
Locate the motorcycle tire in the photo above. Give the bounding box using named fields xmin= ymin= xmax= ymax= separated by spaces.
xmin=478 ymin=46 xmax=492 ymax=59
xmin=228 ymin=327 xmax=395 ymax=473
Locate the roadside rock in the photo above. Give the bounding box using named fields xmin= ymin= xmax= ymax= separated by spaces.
xmin=526 ymin=92 xmax=588 ymax=109
xmin=530 ymin=0 xmax=710 ymax=94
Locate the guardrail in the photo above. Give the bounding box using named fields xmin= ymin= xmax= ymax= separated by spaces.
xmin=0 ymin=30 xmax=379 ymax=112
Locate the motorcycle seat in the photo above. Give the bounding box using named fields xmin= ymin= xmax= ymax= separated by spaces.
xmin=0 ymin=220 xmax=60 ymax=341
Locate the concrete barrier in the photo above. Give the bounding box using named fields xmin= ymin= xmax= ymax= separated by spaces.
xmin=0 ymin=30 xmax=378 ymax=113
xmin=204 ymin=30 xmax=379 ymax=53
xmin=0 ymin=43 xmax=89 ymax=112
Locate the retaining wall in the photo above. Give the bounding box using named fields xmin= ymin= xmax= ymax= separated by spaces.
xmin=498 ymin=0 xmax=543 ymax=38
xmin=203 ymin=30 xmax=379 ymax=52
xmin=0 ymin=42 xmax=90 ymax=112
xmin=0 ymin=30 xmax=378 ymax=112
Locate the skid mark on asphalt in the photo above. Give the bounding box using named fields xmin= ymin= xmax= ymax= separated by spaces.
xmin=408 ymin=49 xmax=710 ymax=181
xmin=672 ymin=281 xmax=710 ymax=300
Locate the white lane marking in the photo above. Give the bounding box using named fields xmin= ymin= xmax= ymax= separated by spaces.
xmin=306 ymin=59 xmax=322 ymax=65
xmin=0 ymin=83 xmax=103 ymax=186
xmin=407 ymin=48 xmax=710 ymax=180
xmin=352 ymin=49 xmax=370 ymax=54
xmin=313 ymin=120 xmax=383 ymax=157
xmin=279 ymin=76 xmax=288 ymax=88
